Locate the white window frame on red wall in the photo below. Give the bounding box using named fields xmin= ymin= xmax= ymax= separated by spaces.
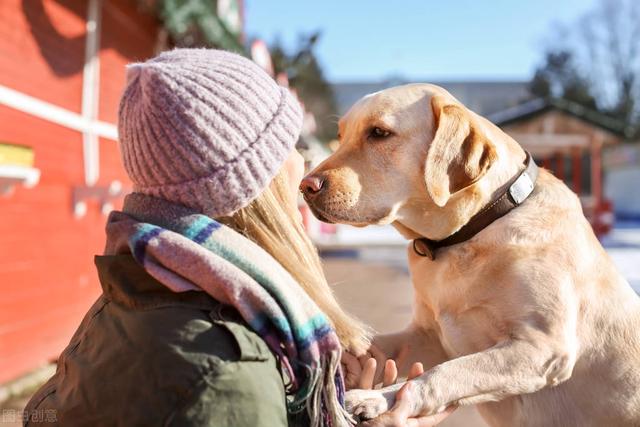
xmin=0 ymin=0 xmax=117 ymax=188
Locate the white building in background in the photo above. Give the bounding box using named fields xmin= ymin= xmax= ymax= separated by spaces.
xmin=332 ymin=79 xmax=530 ymax=116
xmin=604 ymin=143 xmax=640 ymax=220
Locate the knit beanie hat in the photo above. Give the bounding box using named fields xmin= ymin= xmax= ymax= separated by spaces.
xmin=117 ymin=48 xmax=303 ymax=218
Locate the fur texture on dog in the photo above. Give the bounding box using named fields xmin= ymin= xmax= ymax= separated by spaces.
xmin=301 ymin=84 xmax=640 ymax=426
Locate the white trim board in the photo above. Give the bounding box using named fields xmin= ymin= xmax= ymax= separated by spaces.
xmin=0 ymin=84 xmax=118 ymax=141
xmin=81 ymin=0 xmax=103 ymax=185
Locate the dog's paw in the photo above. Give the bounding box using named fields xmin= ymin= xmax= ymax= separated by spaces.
xmin=345 ymin=389 xmax=391 ymax=421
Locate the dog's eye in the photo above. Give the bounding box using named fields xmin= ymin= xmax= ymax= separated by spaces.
xmin=369 ymin=127 xmax=391 ymax=140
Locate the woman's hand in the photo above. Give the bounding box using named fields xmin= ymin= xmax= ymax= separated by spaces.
xmin=345 ymin=356 xmax=456 ymax=426
xmin=341 ymin=345 xmax=387 ymax=390
xmin=362 ymin=380 xmax=456 ymax=427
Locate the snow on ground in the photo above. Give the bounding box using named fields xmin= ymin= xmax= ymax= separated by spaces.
xmin=601 ymin=221 xmax=640 ymax=293
xmin=321 ymin=220 xmax=640 ymax=292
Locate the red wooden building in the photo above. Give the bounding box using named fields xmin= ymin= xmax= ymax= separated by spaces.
xmin=490 ymin=98 xmax=629 ymax=235
xmin=0 ymin=0 xmax=160 ymax=384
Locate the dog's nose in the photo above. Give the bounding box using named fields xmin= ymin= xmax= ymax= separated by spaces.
xmin=300 ymin=174 xmax=325 ymax=197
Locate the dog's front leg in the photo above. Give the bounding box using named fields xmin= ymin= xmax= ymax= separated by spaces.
xmin=346 ymin=337 xmax=576 ymax=420
xmin=372 ymin=324 xmax=448 ymax=379
xmin=356 ymin=323 xmax=449 ymax=390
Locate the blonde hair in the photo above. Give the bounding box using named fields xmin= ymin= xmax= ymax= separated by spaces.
xmin=218 ymin=169 xmax=371 ymax=354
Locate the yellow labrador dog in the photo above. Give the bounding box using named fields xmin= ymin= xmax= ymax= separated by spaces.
xmin=300 ymin=84 xmax=640 ymax=426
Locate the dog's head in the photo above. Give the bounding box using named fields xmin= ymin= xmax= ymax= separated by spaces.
xmin=300 ymin=84 xmax=498 ymax=236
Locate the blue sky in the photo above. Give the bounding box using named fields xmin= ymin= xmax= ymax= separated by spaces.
xmin=244 ymin=0 xmax=597 ymax=82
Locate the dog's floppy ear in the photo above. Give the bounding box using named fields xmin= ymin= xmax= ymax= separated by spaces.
xmin=425 ymin=95 xmax=497 ymax=207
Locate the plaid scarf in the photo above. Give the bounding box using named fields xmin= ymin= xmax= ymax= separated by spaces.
xmin=104 ymin=193 xmax=351 ymax=427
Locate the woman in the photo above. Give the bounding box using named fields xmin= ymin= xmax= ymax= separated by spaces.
xmin=23 ymin=49 xmax=448 ymax=427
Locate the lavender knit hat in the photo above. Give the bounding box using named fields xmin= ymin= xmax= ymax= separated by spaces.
xmin=117 ymin=48 xmax=303 ymax=217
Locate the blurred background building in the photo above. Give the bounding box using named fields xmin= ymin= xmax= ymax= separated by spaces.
xmin=0 ymin=0 xmax=249 ymax=387
xmin=333 ymin=80 xmax=531 ymax=117
xmin=0 ymin=0 xmax=160 ymax=386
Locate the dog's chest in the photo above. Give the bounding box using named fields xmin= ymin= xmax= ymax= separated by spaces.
xmin=409 ymin=249 xmax=506 ymax=357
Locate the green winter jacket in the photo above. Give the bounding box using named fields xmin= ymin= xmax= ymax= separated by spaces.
xmin=23 ymin=254 xmax=293 ymax=426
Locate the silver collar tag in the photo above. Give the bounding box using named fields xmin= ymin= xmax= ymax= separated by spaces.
xmin=509 ymin=171 xmax=535 ymax=205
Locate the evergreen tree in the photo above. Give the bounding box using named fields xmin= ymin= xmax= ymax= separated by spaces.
xmin=270 ymin=33 xmax=338 ymax=143
xmin=531 ymin=0 xmax=639 ymax=130
xmin=531 ymin=51 xmax=597 ymax=110
xmin=138 ymin=0 xmax=244 ymax=52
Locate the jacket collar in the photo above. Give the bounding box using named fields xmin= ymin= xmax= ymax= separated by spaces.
xmin=95 ymin=254 xmax=217 ymax=310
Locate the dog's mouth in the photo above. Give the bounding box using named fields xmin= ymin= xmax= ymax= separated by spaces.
xmin=303 ymin=196 xmax=393 ymax=228
xmin=303 ymin=199 xmax=335 ymax=224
